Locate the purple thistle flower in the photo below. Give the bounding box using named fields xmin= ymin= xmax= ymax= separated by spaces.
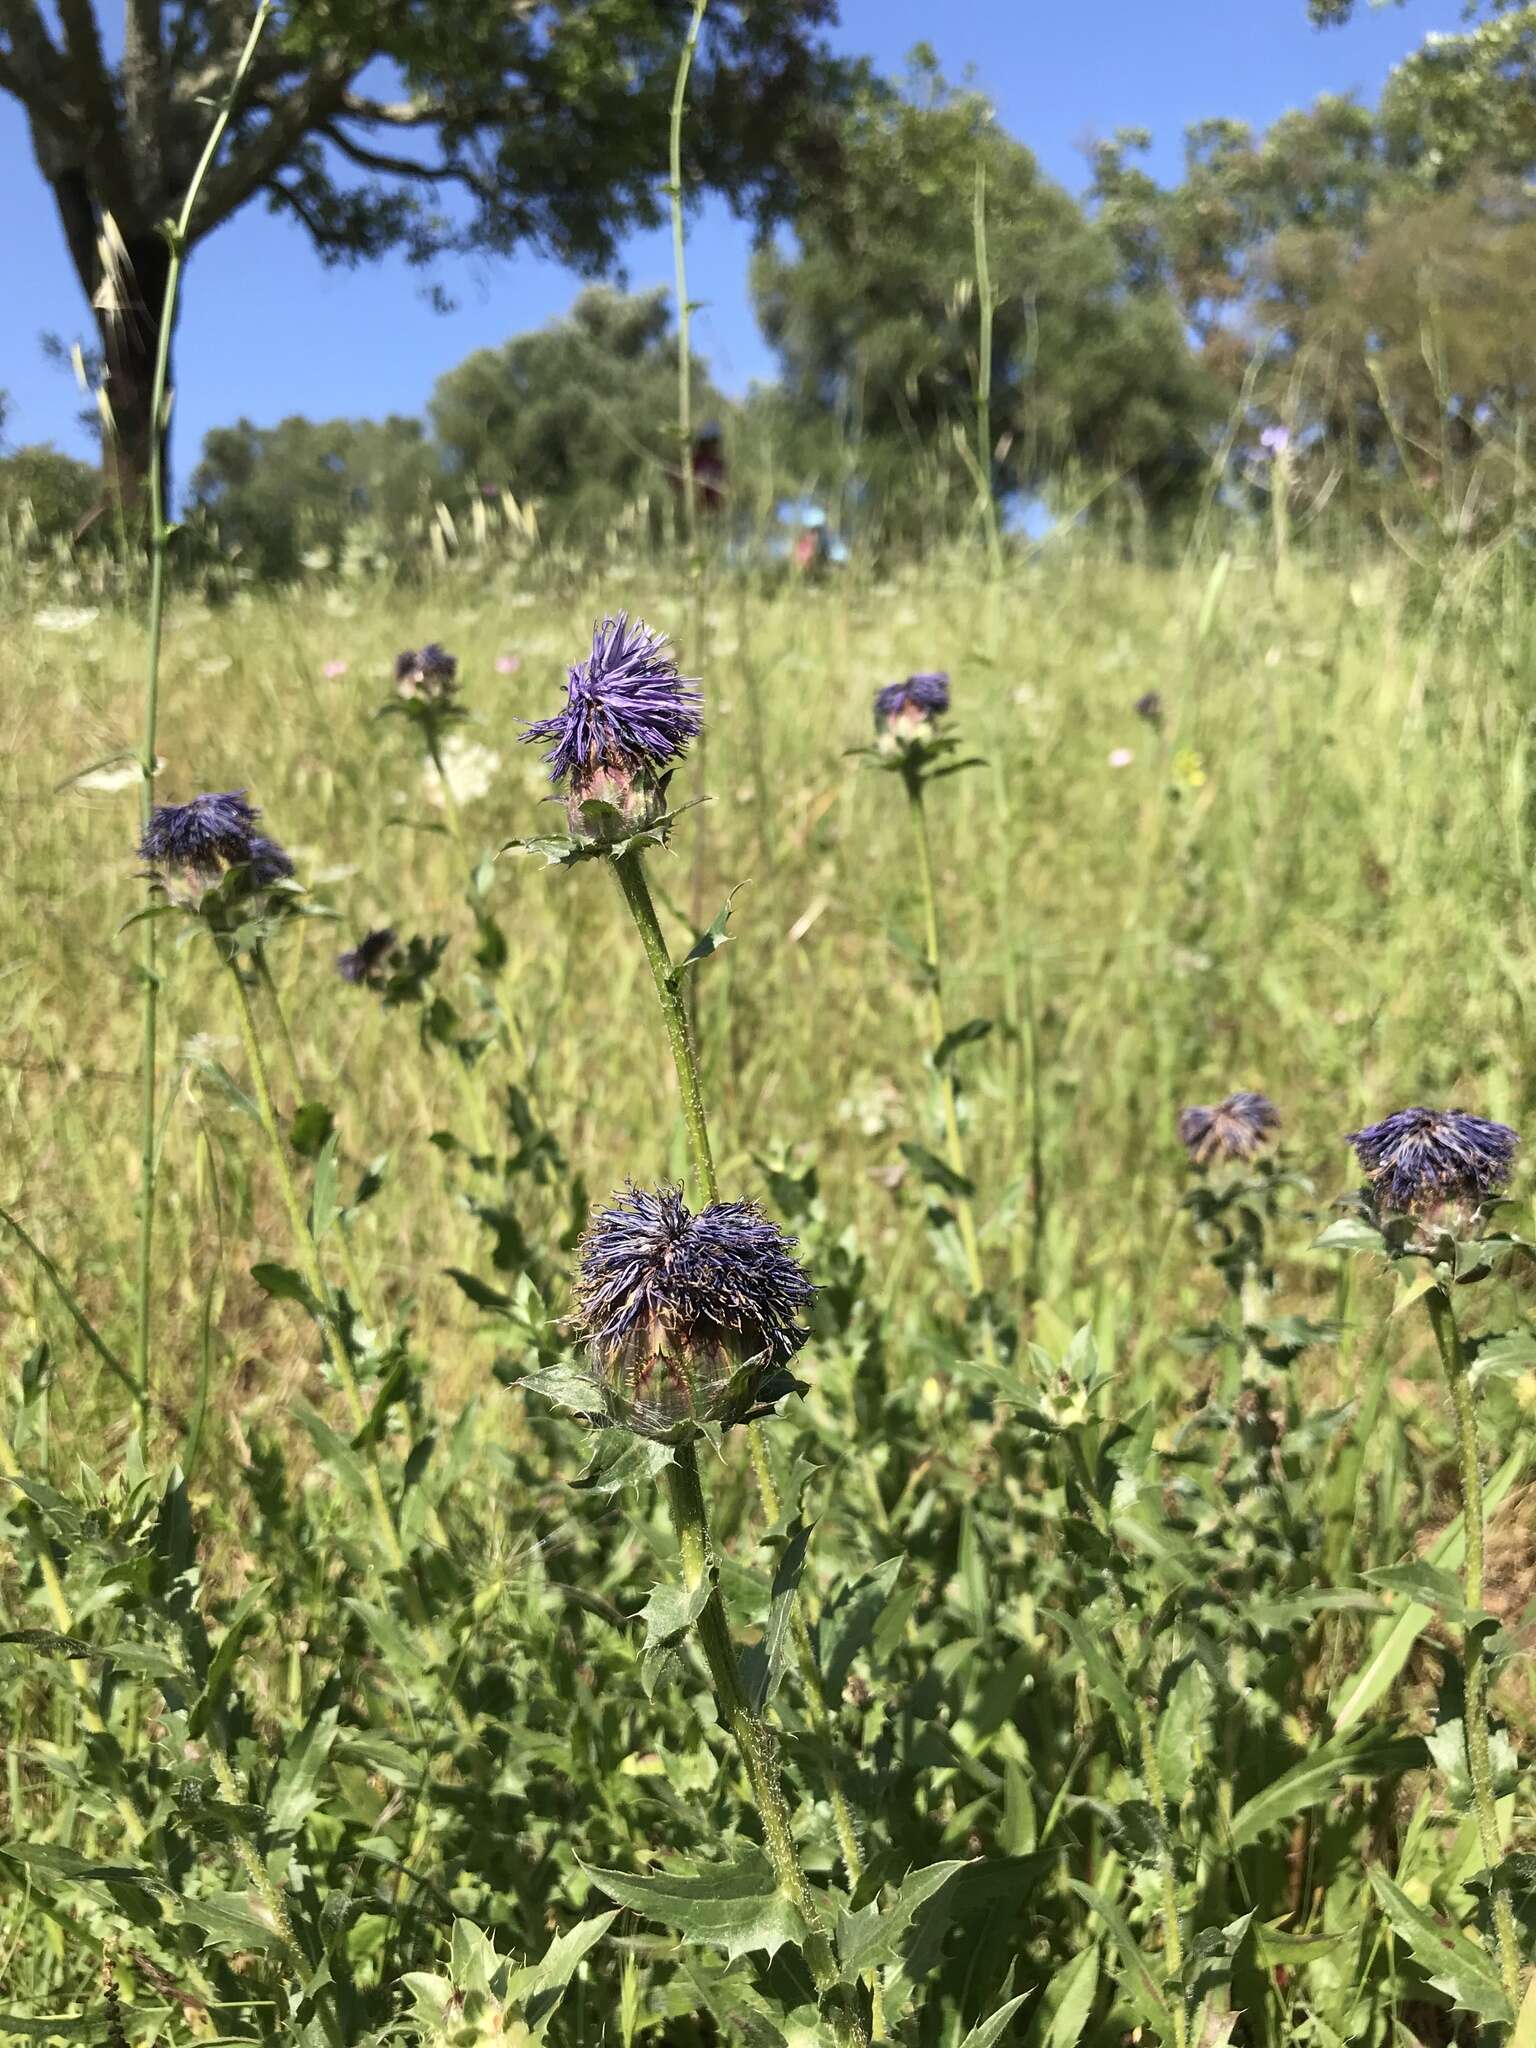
xmin=138 ymin=790 xmax=294 ymax=907
xmin=1178 ymin=1091 xmax=1281 ymax=1167
xmin=139 ymin=790 xmax=262 ymax=872
xmin=571 ymin=1184 xmax=813 ymax=1438
xmin=525 ymin=615 xmax=700 ymax=783
xmin=1347 ymin=1107 xmax=1519 ymax=1217
xmin=395 ymin=643 xmax=459 ymax=703
xmin=337 ymin=927 xmax=399 ymax=986
xmin=522 ymin=614 xmax=701 ymax=838
xmin=874 ymin=672 xmax=950 ymax=740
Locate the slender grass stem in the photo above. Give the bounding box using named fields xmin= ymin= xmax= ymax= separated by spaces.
xmin=428 ymin=730 xmax=532 ymax=1077
xmin=668 ymin=0 xmax=710 ymax=552
xmin=133 ymin=0 xmax=274 ymax=1418
xmin=663 ymin=1445 xmax=867 ymax=2047
xmin=1425 ymin=1286 xmax=1525 ymax=2015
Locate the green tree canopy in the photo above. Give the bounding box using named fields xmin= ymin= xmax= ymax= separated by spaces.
xmin=0 ymin=0 xmax=852 ymax=507
xmin=751 ymin=59 xmax=1215 ymax=539
xmin=429 ymin=286 xmax=722 ymax=539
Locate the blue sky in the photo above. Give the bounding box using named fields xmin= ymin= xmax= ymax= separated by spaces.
xmin=2 ymin=0 xmax=1459 ymax=471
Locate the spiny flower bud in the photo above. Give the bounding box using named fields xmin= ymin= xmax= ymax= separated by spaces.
xmin=522 ymin=614 xmax=701 ymax=843
xmin=873 ymin=672 xmax=950 ymax=748
xmin=1178 ymin=1091 xmax=1280 ymax=1167
xmin=570 ymin=1184 xmax=812 ymax=1442
xmin=1347 ymin=1107 xmax=1518 ymax=1224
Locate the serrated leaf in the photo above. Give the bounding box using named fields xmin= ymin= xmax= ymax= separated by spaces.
xmin=584 ymin=1848 xmax=807 ymax=1963
xmin=512 ymin=1909 xmax=620 ymax=2007
xmin=250 ymin=1261 xmax=322 ymax=1316
xmin=1364 ymin=1562 xmax=1488 ymax=1628
xmin=745 ymin=1518 xmax=811 ymax=1712
xmin=1033 ymin=1942 xmax=1100 ymax=2048
xmin=958 ymin=1993 xmax=1030 ymax=2047
xmin=1057 ymin=1611 xmax=1134 ymax=1731
xmin=180 ymin=1889 xmax=292 ymax=1956
xmin=837 ymin=1861 xmax=966 ymax=1975
xmin=638 ymin=1577 xmax=711 ymax=1697
xmin=1066 ymin=1878 xmax=1170 ymax=2029
xmin=821 ymin=1555 xmax=904 ymax=1703
xmin=1230 ymin=1733 xmax=1424 ymax=1849
xmin=1367 ymin=1867 xmax=1512 ymax=2022
xmin=675 ymin=887 xmax=742 ymax=980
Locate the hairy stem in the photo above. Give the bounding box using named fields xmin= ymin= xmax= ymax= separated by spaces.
xmin=664 ymin=1445 xmax=867 ymax=2047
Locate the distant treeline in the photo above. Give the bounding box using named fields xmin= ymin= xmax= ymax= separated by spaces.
xmin=8 ymin=26 xmax=1536 ymax=571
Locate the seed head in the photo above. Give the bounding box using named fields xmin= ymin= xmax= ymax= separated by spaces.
xmin=874 ymin=672 xmax=950 ymax=743
xmin=571 ymin=1184 xmax=812 ymax=1439
xmin=337 ymin=927 xmax=400 ymax=986
xmin=1347 ymin=1107 xmax=1518 ymax=1218
xmin=395 ymin=643 xmax=459 ymax=703
xmin=1178 ymin=1091 xmax=1280 ymax=1167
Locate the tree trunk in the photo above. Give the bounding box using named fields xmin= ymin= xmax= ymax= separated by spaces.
xmin=97 ymin=225 xmax=173 ymax=519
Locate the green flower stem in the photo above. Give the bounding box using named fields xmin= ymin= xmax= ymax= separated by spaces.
xmin=664 ymin=1444 xmax=867 ymax=2048
xmin=1425 ymin=1285 xmax=1525 ymax=2014
xmin=668 ymin=0 xmax=710 ymax=551
xmin=902 ymin=769 xmax=986 ymax=1301
xmin=611 ymin=844 xmax=866 ymax=1892
xmin=132 ymin=0 xmax=274 ymax=1418
xmin=611 ymin=847 xmax=718 ymax=1202
xmin=224 ymin=959 xmax=475 ymax=1743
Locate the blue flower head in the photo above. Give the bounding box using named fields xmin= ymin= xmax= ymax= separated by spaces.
xmin=396 ymin=643 xmax=459 ymax=703
xmin=1347 ymin=1107 xmax=1519 ymax=1218
xmin=571 ymin=1184 xmax=813 ymax=1439
xmin=874 ymin=672 xmax=950 ymax=742
xmin=1178 ymin=1091 xmax=1280 ymax=1167
xmin=522 ymin=615 xmax=701 ymax=839
xmin=138 ymin=791 xmax=294 ymax=906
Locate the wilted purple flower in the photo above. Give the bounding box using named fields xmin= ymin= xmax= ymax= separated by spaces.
xmin=395 ymin=643 xmax=459 ymax=703
xmin=874 ymin=672 xmax=950 ymax=743
xmin=1134 ymin=691 xmax=1164 ymax=728
xmin=522 ymin=614 xmax=701 ymax=839
xmin=571 ymin=1184 xmax=813 ymax=1438
xmin=138 ymin=791 xmax=294 ymax=909
xmin=1347 ymin=1107 xmax=1518 ymax=1218
xmin=337 ymin=927 xmax=399 ymax=986
xmin=1178 ymin=1091 xmax=1281 ymax=1167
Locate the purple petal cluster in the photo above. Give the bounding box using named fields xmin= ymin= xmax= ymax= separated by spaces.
xmin=523 ymin=615 xmax=701 ymax=786
xmin=337 ymin=927 xmax=399 ymax=986
xmin=874 ymin=672 xmax=951 ymax=734
xmin=139 ymin=790 xmax=295 ymax=890
xmin=395 ymin=643 xmax=459 ymax=701
xmin=1178 ymin=1091 xmax=1281 ymax=1166
xmin=574 ymin=1184 xmax=813 ymax=1370
xmin=139 ymin=790 xmax=264 ymax=872
xmin=1347 ymin=1107 xmax=1519 ymax=1215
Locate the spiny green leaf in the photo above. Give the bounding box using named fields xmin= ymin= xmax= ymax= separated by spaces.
xmin=1367 ymin=1867 xmax=1512 ymax=2023
xmin=583 ymin=1848 xmax=807 ymax=1963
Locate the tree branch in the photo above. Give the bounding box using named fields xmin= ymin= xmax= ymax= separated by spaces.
xmin=195 ymin=57 xmax=353 ymax=236
xmin=54 ymin=0 xmax=142 ymax=218
xmin=321 ymin=120 xmax=476 ymax=190
xmin=338 ymin=88 xmax=440 ymax=128
xmin=0 ymin=0 xmax=67 ymax=107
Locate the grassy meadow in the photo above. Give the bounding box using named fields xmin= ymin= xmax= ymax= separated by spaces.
xmin=5 ymin=535 xmax=1536 ymax=2044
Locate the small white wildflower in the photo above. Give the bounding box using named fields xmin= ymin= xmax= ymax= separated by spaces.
xmin=424 ymin=736 xmax=501 ymax=808
xmin=1108 ymin=747 xmax=1135 ymax=769
xmin=34 ymin=605 xmax=99 ymax=633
